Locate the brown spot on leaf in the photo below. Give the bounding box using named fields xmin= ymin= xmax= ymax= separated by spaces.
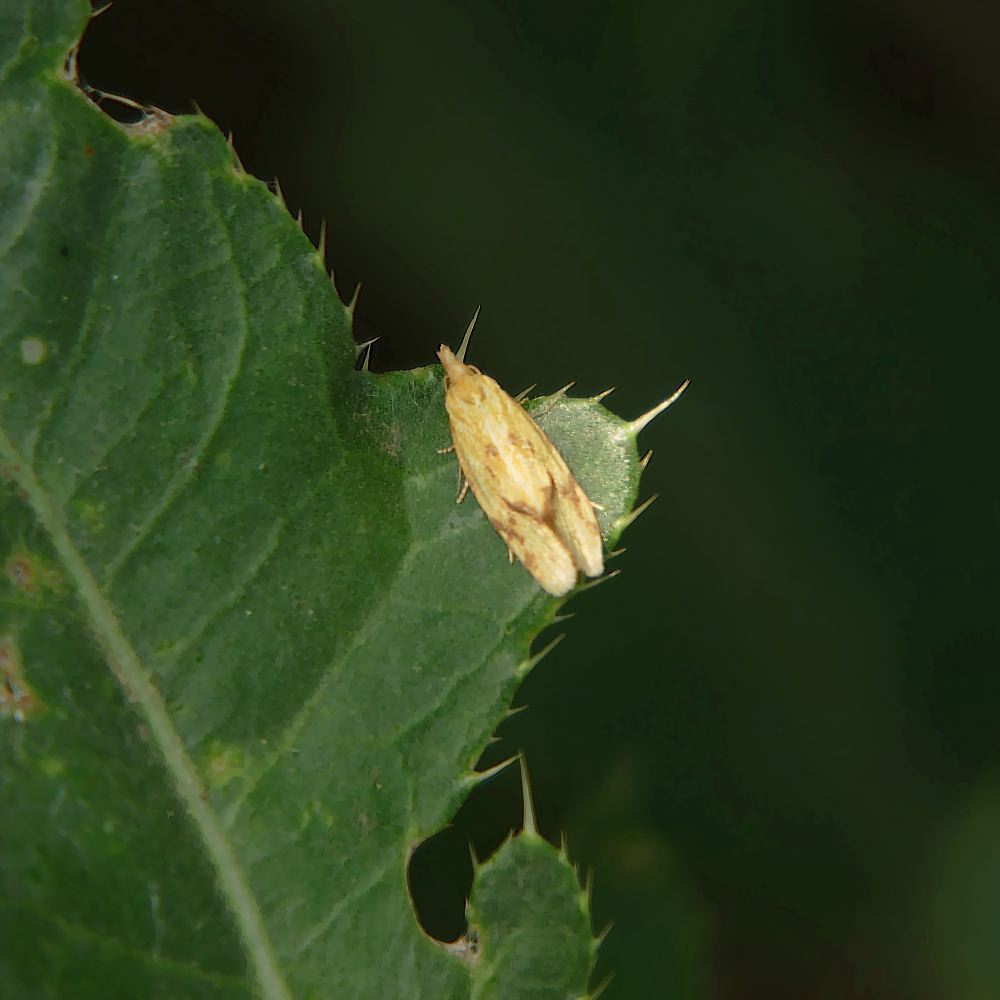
xmin=6 ymin=554 xmax=32 ymax=594
xmin=4 ymin=550 xmax=64 ymax=598
xmin=0 ymin=635 xmax=44 ymax=721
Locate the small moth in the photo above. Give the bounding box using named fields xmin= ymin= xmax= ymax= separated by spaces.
xmin=437 ymin=314 xmax=606 ymax=597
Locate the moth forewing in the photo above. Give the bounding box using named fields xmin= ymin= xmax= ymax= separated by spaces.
xmin=448 ymin=391 xmax=554 ymax=513
xmin=549 ymin=469 xmax=604 ymax=578
xmin=494 ymin=506 xmax=579 ymax=597
xmin=438 ymin=343 xmax=606 ymax=596
xmin=514 ymin=426 xmax=604 ymax=578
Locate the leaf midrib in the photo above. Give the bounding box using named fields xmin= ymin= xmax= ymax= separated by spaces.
xmin=0 ymin=425 xmax=292 ymax=1000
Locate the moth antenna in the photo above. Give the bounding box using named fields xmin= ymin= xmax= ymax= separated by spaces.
xmin=515 ymin=633 xmax=565 ymax=677
xmin=592 ymin=386 xmax=616 ymax=402
xmin=347 ymin=281 xmax=362 ymax=315
xmin=354 ymin=336 xmax=378 ymax=360
xmin=456 ymin=306 xmax=481 ymax=363
xmin=577 ymin=569 xmax=621 ymax=592
xmin=618 ymin=494 xmax=658 ymax=531
xmin=519 ymin=756 xmax=539 ymax=838
xmin=639 ymin=449 xmax=653 ymax=471
xmin=513 ymin=383 xmax=537 ymax=403
xmin=628 ymin=379 xmax=691 ymax=435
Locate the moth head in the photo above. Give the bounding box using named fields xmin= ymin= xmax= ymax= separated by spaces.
xmin=438 ymin=344 xmax=481 ymax=387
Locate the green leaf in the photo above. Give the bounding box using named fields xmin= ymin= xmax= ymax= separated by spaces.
xmin=1 ymin=3 xmax=657 ymax=997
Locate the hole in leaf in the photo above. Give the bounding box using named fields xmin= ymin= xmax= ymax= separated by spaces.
xmin=406 ymin=758 xmax=524 ymax=943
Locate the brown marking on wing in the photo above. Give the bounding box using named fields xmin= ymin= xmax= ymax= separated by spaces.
xmin=501 ymin=524 xmax=526 ymax=548
xmin=504 ymin=475 xmax=556 ymax=524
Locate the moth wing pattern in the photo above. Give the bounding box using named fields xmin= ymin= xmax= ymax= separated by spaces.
xmin=439 ymin=343 xmax=605 ymax=596
xmin=494 ymin=497 xmax=579 ymax=596
xmin=548 ymin=462 xmax=604 ymax=578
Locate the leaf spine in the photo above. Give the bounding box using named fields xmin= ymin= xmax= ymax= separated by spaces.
xmin=516 ymin=633 xmax=566 ymax=678
xmin=467 ymin=753 xmax=519 ymax=789
xmin=519 ymin=756 xmax=539 ymax=839
xmin=347 ymin=281 xmax=362 ymax=315
xmin=589 ymin=971 xmax=615 ymax=1000
xmin=617 ymin=494 xmax=658 ymax=531
xmin=456 ymin=306 xmax=481 ymax=363
xmin=354 ymin=336 xmax=378 ymax=361
xmin=576 ymin=569 xmax=621 ymax=592
xmin=627 ymin=378 xmax=691 ymax=436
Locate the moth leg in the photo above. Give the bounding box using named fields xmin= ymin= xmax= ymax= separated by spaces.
xmin=456 ymin=474 xmax=470 ymax=504
xmin=437 ymin=444 xmax=455 ymax=454
xmin=590 ymin=500 xmax=605 ymax=512
xmin=507 ymin=546 xmax=516 ymax=564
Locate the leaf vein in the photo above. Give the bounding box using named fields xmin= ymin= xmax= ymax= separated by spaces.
xmin=160 ymin=514 xmax=289 ymax=670
xmin=100 ymin=204 xmax=252 ymax=588
xmin=0 ymin=429 xmax=293 ymax=1000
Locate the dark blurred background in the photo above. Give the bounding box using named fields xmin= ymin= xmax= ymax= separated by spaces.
xmin=79 ymin=1 xmax=1000 ymax=996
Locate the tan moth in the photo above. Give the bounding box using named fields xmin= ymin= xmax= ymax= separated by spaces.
xmin=438 ymin=310 xmax=688 ymax=596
